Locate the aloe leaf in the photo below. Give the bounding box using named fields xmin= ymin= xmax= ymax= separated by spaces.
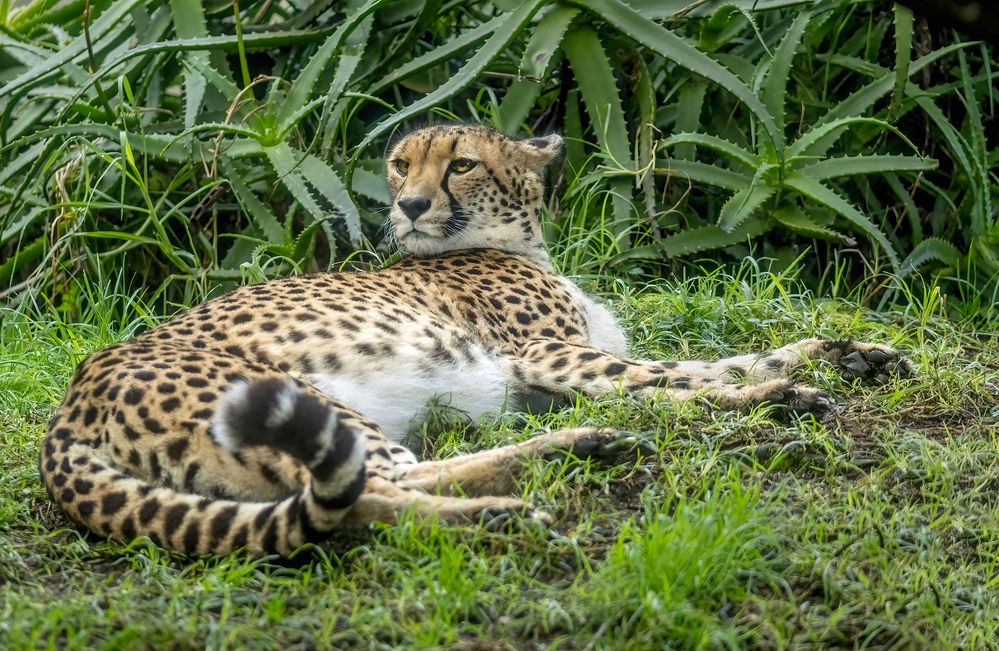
xmin=774 ymin=204 xmax=854 ymax=244
xmin=0 ymin=124 xmax=193 ymax=162
xmin=783 ymin=172 xmax=900 ymax=268
xmin=661 ymin=216 xmax=770 ymax=257
xmin=883 ymin=173 xmax=922 ymax=244
xmin=718 ymin=182 xmax=778 ymax=232
xmin=635 ymin=53 xmax=656 ymax=221
xmin=317 ymin=15 xmax=372 ymax=152
xmin=343 ymin=165 xmax=389 ymax=204
xmin=630 ymin=0 xmax=815 ymax=19
xmin=805 ymin=41 xmax=974 ymax=156
xmin=265 ymin=143 xmax=362 ymax=243
xmin=789 ymin=116 xmax=919 ymax=160
xmin=39 ymin=28 xmax=341 ymax=114
xmin=183 ymin=44 xmax=240 ymax=103
xmin=0 ymin=0 xmax=146 ymax=99
xmin=562 ymin=25 xmax=631 ymax=169
xmin=278 ymin=0 xmax=388 ymax=133
xmin=672 ymin=80 xmax=707 ymax=160
xmin=377 ymin=0 xmax=443 ymax=72
xmin=0 ymin=232 xmax=46 ymax=285
xmin=657 ymin=159 xmax=751 ymax=191
xmin=359 ymin=0 xmax=545 ymax=150
xmin=169 ymin=0 xmax=211 ymax=131
xmin=1 ymin=205 xmax=46 ymax=247
xmin=957 ymin=49 xmax=991 ymax=237
xmin=914 ymin=94 xmax=986 ymax=236
xmin=573 ymin=0 xmax=782 ymax=155
xmin=898 ymin=237 xmax=963 ymax=277
xmin=562 ymin=24 xmax=634 ymax=237
xmin=662 ymin=132 xmax=756 ymax=169
xmin=497 ymin=79 xmax=545 ymax=135
xmin=219 ymin=157 xmax=284 ymax=245
xmin=563 ymin=88 xmax=586 ymax=173
xmin=367 ymin=15 xmax=503 ymax=96
xmin=798 ymin=154 xmax=936 ymax=180
xmin=523 ymin=6 xmax=580 ymax=80
xmin=497 ymin=5 xmax=579 ymax=133
xmin=761 ymin=12 xmax=809 ymax=138
xmin=889 ymin=3 xmax=913 ymax=118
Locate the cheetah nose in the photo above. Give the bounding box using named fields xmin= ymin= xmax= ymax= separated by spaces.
xmin=397 ymin=196 xmax=431 ymax=221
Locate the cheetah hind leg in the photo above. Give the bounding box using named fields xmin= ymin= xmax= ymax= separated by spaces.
xmin=344 ymin=477 xmax=554 ymax=530
xmin=395 ymin=427 xmax=650 ymax=497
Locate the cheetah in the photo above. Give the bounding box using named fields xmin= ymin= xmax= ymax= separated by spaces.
xmin=39 ymin=124 xmax=912 ymax=556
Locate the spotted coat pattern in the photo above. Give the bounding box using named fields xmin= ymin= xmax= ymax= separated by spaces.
xmin=39 ymin=124 xmax=912 ymax=556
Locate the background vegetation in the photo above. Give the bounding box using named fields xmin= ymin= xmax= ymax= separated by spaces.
xmin=0 ymin=0 xmax=996 ymax=315
xmin=2 ymin=1 xmax=998 ymax=648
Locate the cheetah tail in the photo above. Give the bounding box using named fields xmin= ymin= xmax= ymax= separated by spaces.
xmin=39 ymin=379 xmax=366 ymax=556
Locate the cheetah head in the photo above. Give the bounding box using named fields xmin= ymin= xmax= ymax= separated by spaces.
xmin=386 ymin=124 xmax=562 ymax=261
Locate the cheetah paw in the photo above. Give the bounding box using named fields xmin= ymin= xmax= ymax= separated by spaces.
xmin=538 ymin=428 xmax=655 ymax=461
xmin=779 ymin=385 xmax=836 ymax=418
xmin=836 ymin=344 xmax=914 ymax=385
xmin=751 ymin=382 xmax=836 ymax=419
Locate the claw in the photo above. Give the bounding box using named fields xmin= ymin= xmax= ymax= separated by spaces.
xmin=867 ymin=349 xmax=889 ymax=364
xmin=843 ymin=351 xmax=870 ymax=374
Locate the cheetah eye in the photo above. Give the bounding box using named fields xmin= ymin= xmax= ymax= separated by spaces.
xmin=449 ymin=159 xmax=477 ymax=174
xmin=393 ymin=160 xmax=410 ymax=176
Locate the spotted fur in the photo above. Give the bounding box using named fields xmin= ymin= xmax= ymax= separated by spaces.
xmin=39 ymin=124 xmax=912 ymax=555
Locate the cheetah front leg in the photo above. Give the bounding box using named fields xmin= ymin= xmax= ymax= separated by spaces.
xmin=511 ymin=339 xmax=835 ymax=416
xmin=711 ymin=338 xmax=914 ymax=385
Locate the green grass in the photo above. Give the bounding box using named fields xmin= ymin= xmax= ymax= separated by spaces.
xmin=2 ymin=266 xmax=998 ymax=649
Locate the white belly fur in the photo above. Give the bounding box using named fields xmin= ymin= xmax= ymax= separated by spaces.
xmin=305 ymin=280 xmax=627 ymax=443
xmin=305 ymin=345 xmax=511 ymax=443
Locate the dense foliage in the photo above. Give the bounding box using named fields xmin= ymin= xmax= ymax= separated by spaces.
xmin=0 ymin=0 xmax=996 ymax=310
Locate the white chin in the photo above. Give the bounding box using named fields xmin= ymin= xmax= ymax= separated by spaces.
xmin=400 ymin=232 xmax=447 ymax=257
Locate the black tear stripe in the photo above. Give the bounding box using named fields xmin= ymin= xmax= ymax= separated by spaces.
xmin=440 ymin=169 xmax=468 ymax=238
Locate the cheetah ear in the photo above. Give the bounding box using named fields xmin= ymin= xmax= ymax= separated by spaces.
xmin=519 ymin=134 xmax=563 ymax=169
